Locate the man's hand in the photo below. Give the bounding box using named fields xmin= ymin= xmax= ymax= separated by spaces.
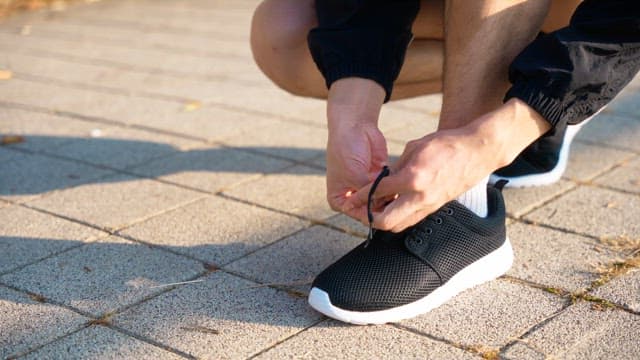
xmin=326 ymin=121 xmax=388 ymax=212
xmin=325 ymin=78 xmax=387 ymax=212
xmin=343 ymin=99 xmax=551 ymax=232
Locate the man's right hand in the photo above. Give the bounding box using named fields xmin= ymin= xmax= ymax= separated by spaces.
xmin=325 ymin=78 xmax=387 ymax=215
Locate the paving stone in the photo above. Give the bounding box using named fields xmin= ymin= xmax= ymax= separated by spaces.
xmin=502 ymin=302 xmax=640 ymax=360
xmin=387 ymin=93 xmax=444 ymax=114
xmin=113 ymin=271 xmax=322 ymax=360
xmin=0 ymin=205 xmax=106 ymax=274
xmin=225 ymin=225 xmax=362 ymax=292
xmin=26 ymin=174 xmax=204 ymax=230
xmin=46 ymin=126 xmax=200 ymax=170
xmin=594 ymin=156 xmax=640 ymax=195
xmin=222 ymin=121 xmax=328 ymax=162
xmin=0 ymin=32 xmax=256 ymax=82
xmin=223 ymin=165 xmax=335 ymax=220
xmin=128 ymin=145 xmax=292 ymax=193
xmin=0 ymin=107 xmax=103 ymax=152
xmin=592 ymin=270 xmax=640 ymax=312
xmin=121 ymin=196 xmax=308 ymax=265
xmin=0 ymin=235 xmax=203 ymax=316
xmin=255 ymin=320 xmax=476 ymax=360
xmin=401 ymin=280 xmax=565 ymax=348
xmin=507 ymin=222 xmax=618 ymax=292
xmin=576 ymin=113 xmax=640 ymax=152
xmin=563 ymin=141 xmax=635 ymax=182
xmin=324 ymin=213 xmax=368 ymax=238
xmin=0 ymin=285 xmax=87 ymax=359
xmin=0 ymin=151 xmax=113 ymax=203
xmin=502 ymin=180 xmax=575 ymax=218
xmin=385 ymin=113 xmax=439 ymax=143
xmin=607 ymin=89 xmax=640 ymax=118
xmin=23 ymin=325 xmax=183 ymax=360
xmin=525 ymin=186 xmax=640 ymax=240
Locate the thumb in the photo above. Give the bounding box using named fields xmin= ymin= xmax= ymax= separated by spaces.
xmin=343 ymin=169 xmax=408 ymax=211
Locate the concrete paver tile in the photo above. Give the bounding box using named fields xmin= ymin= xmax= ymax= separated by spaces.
xmin=0 ymin=107 xmax=104 ymax=152
xmin=223 ymin=165 xmax=335 ymax=220
xmin=507 ymin=222 xmax=618 ymax=292
xmin=525 ymin=186 xmax=640 ymax=240
xmin=401 ymin=280 xmax=565 ymax=348
xmin=0 ymin=205 xmax=106 ymax=274
xmin=23 ymin=326 xmax=184 ymax=360
xmin=502 ymin=302 xmax=640 ymax=360
xmin=592 ymin=270 xmax=640 ymax=312
xmin=0 ymin=151 xmax=113 ymax=203
xmin=255 ymin=320 xmax=476 ymax=360
xmin=0 ymin=33 xmax=256 ymax=81
xmin=387 ymin=94 xmax=444 ymax=114
xmin=113 ymin=271 xmax=322 ymax=360
xmin=121 ymin=196 xmax=308 ymax=266
xmin=0 ymin=235 xmax=203 ymax=316
xmin=607 ymin=89 xmax=640 ymax=118
xmin=0 ymin=285 xmax=87 ymax=359
xmin=45 ymin=126 xmax=200 ymax=169
xmin=594 ymin=156 xmax=640 ymax=195
xmin=127 ymin=145 xmax=292 ymax=193
xmin=385 ymin=112 xmax=439 ymax=143
xmin=225 ymin=225 xmax=362 ymax=292
xmin=502 ymin=180 xmax=575 ymax=218
xmin=324 ymin=213 xmax=368 ymax=238
xmin=564 ymin=142 xmax=635 ymax=182
xmin=576 ymin=113 xmax=640 ymax=152
xmin=26 ymin=174 xmax=204 ymax=230
xmin=222 ymin=120 xmax=327 ymax=162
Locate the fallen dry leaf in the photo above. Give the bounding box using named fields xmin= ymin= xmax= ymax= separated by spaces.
xmin=1 ymin=135 xmax=25 ymax=145
xmin=0 ymin=69 xmax=13 ymax=80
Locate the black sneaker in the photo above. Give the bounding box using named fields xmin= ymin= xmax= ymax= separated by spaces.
xmin=490 ymin=111 xmax=600 ymax=188
xmin=308 ymin=185 xmax=512 ymax=325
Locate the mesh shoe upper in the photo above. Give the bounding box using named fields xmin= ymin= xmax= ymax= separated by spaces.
xmin=312 ymin=186 xmax=506 ymax=312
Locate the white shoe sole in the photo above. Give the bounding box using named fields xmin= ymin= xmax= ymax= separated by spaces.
xmin=308 ymin=238 xmax=514 ymax=325
xmin=490 ymin=110 xmax=602 ymax=188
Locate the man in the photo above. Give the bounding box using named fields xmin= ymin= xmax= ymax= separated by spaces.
xmin=251 ymin=0 xmax=640 ymax=324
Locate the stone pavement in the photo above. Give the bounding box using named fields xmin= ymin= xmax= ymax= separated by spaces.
xmin=1 ymin=0 xmax=639 ymax=359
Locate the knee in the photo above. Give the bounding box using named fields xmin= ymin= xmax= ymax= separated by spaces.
xmin=250 ymin=0 xmax=317 ymax=95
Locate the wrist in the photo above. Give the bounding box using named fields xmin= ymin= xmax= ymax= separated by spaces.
xmin=467 ymin=98 xmax=551 ymax=169
xmin=327 ymin=78 xmax=385 ymax=132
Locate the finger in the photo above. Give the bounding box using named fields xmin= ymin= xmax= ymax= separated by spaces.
xmin=342 ymin=204 xmax=369 ymax=225
xmin=390 ymin=209 xmax=432 ymax=233
xmin=371 ymin=193 xmax=423 ymax=231
xmin=344 ymin=171 xmax=409 ymax=210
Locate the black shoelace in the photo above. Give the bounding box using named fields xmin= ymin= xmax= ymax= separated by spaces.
xmin=364 ymin=165 xmax=390 ymax=248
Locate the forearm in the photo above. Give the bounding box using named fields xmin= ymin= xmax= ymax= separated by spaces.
xmin=466 ymin=98 xmax=551 ymax=170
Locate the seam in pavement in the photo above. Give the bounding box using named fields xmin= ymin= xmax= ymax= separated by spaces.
xmin=245 ymin=318 xmax=328 ymax=360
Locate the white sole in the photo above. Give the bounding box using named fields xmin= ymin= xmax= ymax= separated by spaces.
xmin=308 ymin=238 xmax=514 ymax=325
xmin=490 ymin=110 xmax=602 ymax=188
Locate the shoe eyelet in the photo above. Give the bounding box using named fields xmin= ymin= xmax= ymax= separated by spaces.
xmin=446 ymin=208 xmax=454 ymax=215
xmin=426 ymin=228 xmax=433 ymax=234
xmin=414 ymin=238 xmax=423 ymax=245
xmin=435 ymin=217 xmax=443 ymax=224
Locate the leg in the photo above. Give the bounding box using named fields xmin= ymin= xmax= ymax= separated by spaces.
xmin=439 ymin=0 xmax=553 ymax=130
xmin=250 ymin=0 xmax=445 ymax=100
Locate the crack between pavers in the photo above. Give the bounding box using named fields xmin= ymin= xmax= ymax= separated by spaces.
xmin=390 ymin=323 xmax=488 ymax=358
xmin=245 ymin=318 xmax=328 ymax=360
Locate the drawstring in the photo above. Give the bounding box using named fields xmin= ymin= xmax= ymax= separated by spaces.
xmin=364 ymin=165 xmax=390 ymax=248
